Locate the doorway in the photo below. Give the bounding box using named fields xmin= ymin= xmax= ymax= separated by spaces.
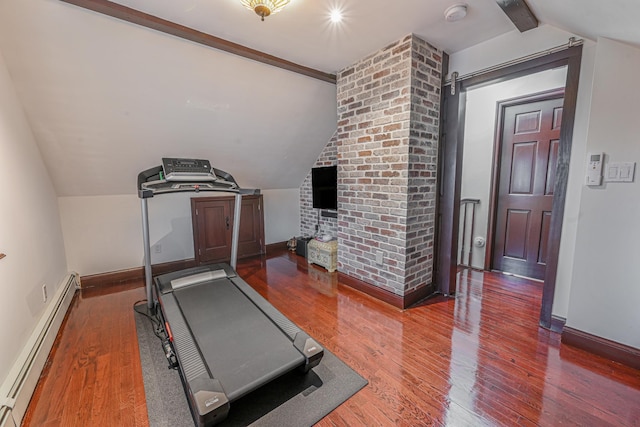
xmin=458 ymin=70 xmax=568 ymax=278
xmin=436 ymin=45 xmax=583 ymax=328
xmin=490 ymin=90 xmax=564 ymax=280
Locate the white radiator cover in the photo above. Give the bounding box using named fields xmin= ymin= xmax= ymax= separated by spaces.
xmin=0 ymin=272 xmax=79 ymax=427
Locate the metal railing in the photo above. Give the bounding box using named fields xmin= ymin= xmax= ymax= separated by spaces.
xmin=459 ymin=199 xmax=480 ymax=268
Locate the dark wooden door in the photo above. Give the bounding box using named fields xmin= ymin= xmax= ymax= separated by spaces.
xmin=234 ymin=196 xmax=264 ymax=258
xmin=192 ymin=195 xmax=264 ymax=264
xmin=436 ymin=79 xmax=464 ymax=296
xmin=492 ymin=95 xmax=563 ymax=280
xmin=193 ymin=198 xmax=232 ymax=264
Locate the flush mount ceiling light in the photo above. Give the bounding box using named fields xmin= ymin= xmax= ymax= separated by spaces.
xmin=241 ymin=0 xmax=291 ymax=21
xmin=330 ymin=8 xmax=343 ymax=23
xmin=444 ymin=4 xmax=468 ymax=22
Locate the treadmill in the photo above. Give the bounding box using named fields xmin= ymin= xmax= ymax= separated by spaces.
xmin=138 ymin=158 xmax=324 ymax=426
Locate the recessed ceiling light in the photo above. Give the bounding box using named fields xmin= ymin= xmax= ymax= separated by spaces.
xmin=330 ymin=8 xmax=343 ymax=23
xmin=444 ymin=4 xmax=468 ymax=22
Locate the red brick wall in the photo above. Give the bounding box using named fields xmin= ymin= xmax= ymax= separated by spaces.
xmin=337 ymin=34 xmax=441 ymax=295
xmin=405 ymin=37 xmax=442 ymax=292
xmin=300 ymin=34 xmax=441 ymax=296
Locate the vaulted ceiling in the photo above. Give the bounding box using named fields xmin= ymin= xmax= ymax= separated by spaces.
xmin=1 ymin=0 xmax=638 ymax=196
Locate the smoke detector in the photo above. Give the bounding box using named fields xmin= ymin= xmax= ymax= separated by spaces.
xmin=444 ymin=4 xmax=468 ymax=22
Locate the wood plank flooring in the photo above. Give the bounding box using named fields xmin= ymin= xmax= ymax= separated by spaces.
xmin=22 ymin=249 xmax=640 ymax=426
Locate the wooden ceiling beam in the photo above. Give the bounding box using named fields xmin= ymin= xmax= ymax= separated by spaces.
xmin=59 ymin=0 xmax=337 ymax=84
xmin=495 ymin=0 xmax=539 ymax=32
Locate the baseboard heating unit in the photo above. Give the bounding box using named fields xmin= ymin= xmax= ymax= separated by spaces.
xmin=0 ymin=273 xmax=79 ymax=427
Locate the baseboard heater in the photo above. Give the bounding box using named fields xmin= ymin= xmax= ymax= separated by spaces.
xmin=0 ymin=273 xmax=80 ymax=427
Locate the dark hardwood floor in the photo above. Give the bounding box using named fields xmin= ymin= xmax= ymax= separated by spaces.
xmin=23 ymin=249 xmax=640 ymax=426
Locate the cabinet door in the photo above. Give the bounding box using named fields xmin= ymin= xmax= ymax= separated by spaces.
xmin=234 ymin=196 xmax=264 ymax=258
xmin=193 ymin=198 xmax=232 ymax=264
xmin=192 ymin=195 xmax=265 ymax=264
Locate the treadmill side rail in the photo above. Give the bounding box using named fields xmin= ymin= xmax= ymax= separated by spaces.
xmin=160 ymin=293 xmax=231 ymax=426
xmin=190 ymin=377 xmax=230 ymax=427
xmin=293 ymin=332 xmax=324 ymax=372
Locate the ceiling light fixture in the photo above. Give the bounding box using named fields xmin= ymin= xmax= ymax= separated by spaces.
xmin=444 ymin=4 xmax=468 ymax=22
xmin=241 ymin=0 xmax=291 ymax=21
xmin=330 ymin=9 xmax=343 ymax=23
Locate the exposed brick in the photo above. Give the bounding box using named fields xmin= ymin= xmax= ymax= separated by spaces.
xmin=392 ymin=42 xmax=411 ymax=56
xmin=373 ymin=69 xmax=391 ymax=80
xmin=383 ymin=123 xmax=403 ymax=132
xmin=373 ymin=133 xmax=392 ymax=141
xmin=340 ymin=68 xmax=355 ymax=78
xmin=302 ymin=34 xmax=441 ymax=297
xmin=381 ymin=90 xmax=400 ymax=101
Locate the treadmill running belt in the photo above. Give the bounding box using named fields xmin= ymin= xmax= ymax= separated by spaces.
xmin=174 ymin=279 xmax=305 ymax=401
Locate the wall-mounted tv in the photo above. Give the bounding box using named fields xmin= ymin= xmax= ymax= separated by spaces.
xmin=311 ymin=165 xmax=337 ymax=210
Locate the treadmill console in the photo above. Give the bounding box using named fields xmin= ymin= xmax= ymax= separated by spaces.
xmin=162 ymin=158 xmax=216 ymax=182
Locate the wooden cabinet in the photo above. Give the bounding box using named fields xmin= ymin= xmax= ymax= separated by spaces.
xmin=191 ymin=195 xmax=265 ymax=265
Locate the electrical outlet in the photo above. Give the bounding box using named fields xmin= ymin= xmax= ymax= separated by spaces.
xmin=42 ymin=284 xmax=47 ymax=303
xmin=154 ymin=244 xmax=162 ymax=254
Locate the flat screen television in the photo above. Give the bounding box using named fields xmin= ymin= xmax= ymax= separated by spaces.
xmin=311 ymin=166 xmax=337 ymax=210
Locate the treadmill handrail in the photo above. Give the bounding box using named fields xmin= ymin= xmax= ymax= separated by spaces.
xmin=137 ymin=161 xmax=259 ymax=311
xmin=137 ymin=165 xmax=258 ymax=199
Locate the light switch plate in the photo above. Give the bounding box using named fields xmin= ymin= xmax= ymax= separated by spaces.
xmin=605 ymin=162 xmax=636 ymax=182
xmin=605 ymin=164 xmax=619 ymax=181
xmin=619 ymin=162 xmax=635 ymax=182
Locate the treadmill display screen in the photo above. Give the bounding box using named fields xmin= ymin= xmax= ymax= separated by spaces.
xmin=162 ymin=157 xmax=216 ymax=181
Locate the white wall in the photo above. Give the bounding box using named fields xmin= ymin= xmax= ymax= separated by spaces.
xmin=0 ymin=0 xmax=338 ymax=198
xmin=59 ymin=189 xmax=301 ymax=276
xmin=0 ymin=50 xmax=68 ymax=386
xmin=552 ymin=43 xmax=596 ymax=318
xmin=449 ymin=24 xmax=581 ymax=78
xmin=461 ymin=68 xmax=568 ymax=269
xmin=565 ymin=38 xmax=640 ymax=349
xmin=262 ymin=189 xmax=300 ymax=244
xmin=59 ymin=193 xmax=194 ymax=274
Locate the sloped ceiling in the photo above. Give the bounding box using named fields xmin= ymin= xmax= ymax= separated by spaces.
xmin=0 ymin=0 xmax=338 ymax=196
xmin=1 ymin=0 xmax=639 ymax=196
xmin=528 ymin=0 xmax=640 ymax=49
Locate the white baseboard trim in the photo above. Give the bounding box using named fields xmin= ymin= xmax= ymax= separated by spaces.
xmin=0 ymin=272 xmax=79 ymax=427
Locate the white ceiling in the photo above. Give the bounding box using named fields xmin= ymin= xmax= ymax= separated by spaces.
xmin=109 ymin=0 xmax=640 ymax=73
xmin=529 ymin=0 xmax=640 ymax=50
xmin=1 ymin=0 xmax=639 ymax=197
xmin=109 ymin=0 xmax=517 ymax=73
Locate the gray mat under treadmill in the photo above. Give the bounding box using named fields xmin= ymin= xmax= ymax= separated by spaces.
xmin=135 ymin=307 xmax=368 ymax=426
